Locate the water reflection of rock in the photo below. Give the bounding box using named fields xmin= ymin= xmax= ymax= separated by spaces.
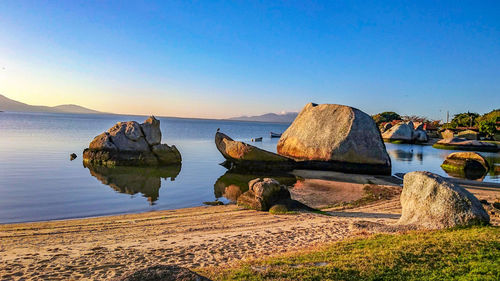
xmin=84 ymin=163 xmax=181 ymax=204
xmin=388 ymin=147 xmax=424 ymax=163
xmin=214 ymin=171 xmax=298 ymax=202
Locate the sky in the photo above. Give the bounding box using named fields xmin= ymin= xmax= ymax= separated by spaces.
xmin=0 ymin=1 xmax=499 ymax=120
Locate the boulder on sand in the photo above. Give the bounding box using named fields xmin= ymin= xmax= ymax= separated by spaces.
xmin=398 ymin=171 xmax=489 ymax=229
xmin=433 ymin=137 xmax=499 ymax=152
xmin=277 ymin=103 xmax=391 ymax=175
xmin=83 ymin=116 xmax=181 ymax=166
xmin=215 ymin=132 xmax=294 ymax=171
xmin=441 ymin=152 xmax=489 ymax=180
xmin=237 ymin=178 xmax=291 ymax=211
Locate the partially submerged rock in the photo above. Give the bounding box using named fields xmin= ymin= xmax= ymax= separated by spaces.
xmin=114 ymin=265 xmax=211 ymax=281
xmin=215 ymin=132 xmax=294 ymax=171
xmin=441 ymin=152 xmax=489 ymax=180
xmin=457 ymin=129 xmax=479 ymax=140
xmin=277 ymin=103 xmax=391 ymax=175
xmin=83 ymin=116 xmax=182 ymax=166
xmin=237 ymin=178 xmax=291 ymax=211
xmin=433 ymin=137 xmax=499 ymax=152
xmin=398 ymin=171 xmax=489 ymax=229
xmin=213 ymin=171 xmax=298 ymax=202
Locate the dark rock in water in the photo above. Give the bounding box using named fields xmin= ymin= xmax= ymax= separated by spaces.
xmin=114 ymin=265 xmax=211 ymax=281
xmin=84 ymin=162 xmax=180 ymax=204
xmin=203 ymin=201 xmax=224 ymax=206
xmin=433 ymin=137 xmax=499 ymax=152
xmin=398 ymin=171 xmax=489 ymax=229
xmin=237 ymin=178 xmax=292 ymax=211
xmin=441 ymin=152 xmax=489 ymax=180
xmin=70 ymin=153 xmax=77 ymax=160
xmin=277 ymin=103 xmax=391 ymax=175
xmin=83 ymin=116 xmax=182 ymax=166
xmin=215 ymin=131 xmax=295 ymax=171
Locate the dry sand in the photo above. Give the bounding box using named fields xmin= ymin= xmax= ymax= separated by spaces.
xmin=0 ymin=180 xmax=498 ymax=281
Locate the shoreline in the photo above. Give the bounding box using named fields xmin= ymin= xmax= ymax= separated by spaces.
xmin=1 ymin=173 xmax=498 ymax=226
xmin=1 ymin=180 xmax=498 ymax=280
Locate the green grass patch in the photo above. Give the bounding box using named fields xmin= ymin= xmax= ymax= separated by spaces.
xmin=202 ymin=226 xmax=500 ymax=280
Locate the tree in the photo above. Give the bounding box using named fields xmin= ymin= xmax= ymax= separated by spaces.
xmin=449 ymin=112 xmax=480 ymax=128
xmin=401 ymin=115 xmax=429 ymax=123
xmin=372 ymin=112 xmax=401 ymax=125
xmin=478 ymin=120 xmax=497 ymax=138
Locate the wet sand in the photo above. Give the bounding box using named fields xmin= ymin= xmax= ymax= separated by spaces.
xmin=0 ymin=181 xmax=498 ymax=280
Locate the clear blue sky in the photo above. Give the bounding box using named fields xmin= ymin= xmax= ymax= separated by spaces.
xmin=0 ymin=0 xmax=499 ymax=119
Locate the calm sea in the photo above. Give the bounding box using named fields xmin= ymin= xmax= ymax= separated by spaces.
xmin=0 ymin=112 xmax=498 ymax=223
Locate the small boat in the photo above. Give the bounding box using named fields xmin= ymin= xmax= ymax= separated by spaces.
xmin=252 ymin=137 xmax=263 ymax=142
xmin=270 ymin=132 xmax=282 ymax=138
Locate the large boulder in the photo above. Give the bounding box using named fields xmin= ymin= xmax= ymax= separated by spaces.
xmin=398 ymin=171 xmax=489 ymax=229
xmin=382 ymin=123 xmax=414 ymax=142
xmin=83 ymin=116 xmax=181 ymax=166
xmin=215 ymin=132 xmax=294 ymax=171
xmin=277 ymin=103 xmax=391 ymax=175
xmin=237 ymin=178 xmax=291 ymax=211
xmin=441 ymin=152 xmax=489 ymax=180
xmin=433 ymin=137 xmax=499 ymax=152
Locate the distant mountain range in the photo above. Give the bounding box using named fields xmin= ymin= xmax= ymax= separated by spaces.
xmin=229 ymin=112 xmax=298 ymax=123
xmin=0 ymin=94 xmax=103 ymax=114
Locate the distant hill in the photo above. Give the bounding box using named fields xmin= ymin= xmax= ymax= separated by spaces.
xmin=229 ymin=112 xmax=298 ymax=123
xmin=0 ymin=94 xmax=102 ymax=114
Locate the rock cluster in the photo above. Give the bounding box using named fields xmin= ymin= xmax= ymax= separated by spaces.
xmin=83 ymin=116 xmax=181 ymax=166
xmin=382 ymin=121 xmax=428 ymax=143
xmin=433 ymin=137 xmax=499 ymax=152
xmin=398 ymin=171 xmax=489 ymax=229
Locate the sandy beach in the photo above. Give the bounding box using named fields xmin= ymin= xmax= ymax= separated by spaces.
xmin=1 ymin=178 xmax=498 ymax=281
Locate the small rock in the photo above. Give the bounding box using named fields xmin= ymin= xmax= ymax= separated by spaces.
xmin=237 ymin=178 xmax=290 ymax=211
xmin=203 ymin=201 xmax=224 ymax=206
